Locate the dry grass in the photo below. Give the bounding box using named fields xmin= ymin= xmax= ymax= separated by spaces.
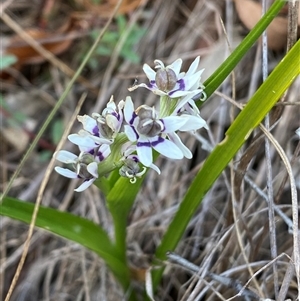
xmin=1 ymin=0 xmax=299 ymax=300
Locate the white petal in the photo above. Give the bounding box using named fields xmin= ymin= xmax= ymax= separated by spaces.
xmin=183 ymin=70 xmax=204 ymax=91
xmin=151 ymin=138 xmax=183 ymax=159
xmin=185 ymin=99 xmax=200 ymax=115
xmin=121 ymin=142 xmax=136 ymax=157
xmin=55 ymin=150 xmax=77 ymax=163
xmin=177 ymin=114 xmax=208 ymax=131
xmin=78 ymin=145 xmax=95 ymax=153
xmin=162 ymin=116 xmax=187 ymax=133
xmin=168 ymin=90 xmax=191 ymax=98
xmin=106 ymin=114 xmax=121 ymax=132
xmin=137 ymin=142 xmax=153 ymax=167
xmin=149 ymin=163 xmax=161 ymax=174
xmin=152 ymin=89 xmax=167 ymax=97
xmin=168 ymin=132 xmax=192 ymax=158
xmin=132 ymin=83 xmax=153 ymax=91
xmin=185 ymin=56 xmax=200 ymax=77
xmin=89 ymin=135 xmax=113 ymax=145
xmin=87 ymin=162 xmax=98 ymax=178
xmin=68 ymin=134 xmax=98 ymax=148
xmin=105 ymin=96 xmax=117 ymax=111
xmin=168 ymin=58 xmax=182 ymax=76
xmin=143 ymin=64 xmax=156 ymax=81
xmin=77 ymin=115 xmax=98 ymax=134
xmin=99 ymin=144 xmax=111 ymax=158
xmin=175 ymin=91 xmax=202 ymax=111
xmin=55 ymin=167 xmax=78 ymax=178
xmin=124 ymin=96 xmax=135 ymax=123
xmin=74 ymin=179 xmax=95 ymax=192
xmin=118 ymin=100 xmax=125 ymax=111
xmin=124 ymin=125 xmax=138 ymax=142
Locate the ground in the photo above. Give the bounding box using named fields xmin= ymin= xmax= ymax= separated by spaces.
xmin=1 ymin=0 xmax=299 ymax=300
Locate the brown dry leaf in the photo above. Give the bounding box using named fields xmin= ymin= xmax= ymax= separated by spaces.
xmin=130 ymin=267 xmax=147 ymax=282
xmin=233 ymin=0 xmax=300 ymax=50
xmin=79 ymin=0 xmax=143 ymax=16
xmin=1 ymin=127 xmax=30 ymax=152
xmin=3 ymin=20 xmax=74 ymax=66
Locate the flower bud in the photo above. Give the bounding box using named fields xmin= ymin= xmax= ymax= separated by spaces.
xmin=73 ymin=153 xmax=95 ymax=179
xmin=119 ymin=159 xmax=147 ymax=183
xmin=136 ymin=107 xmax=163 ymax=137
xmin=155 ymin=68 xmax=177 ymax=92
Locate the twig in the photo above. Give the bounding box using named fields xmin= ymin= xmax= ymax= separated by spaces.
xmin=259 ymin=124 xmax=299 ymax=300
xmin=3 ymin=93 xmax=87 ymax=301
xmin=262 ymin=0 xmax=279 ymax=296
xmin=287 ymin=0 xmax=299 ymax=51
xmin=0 ymin=12 xmax=98 ymax=95
xmin=94 ymin=0 xmax=149 ymax=113
xmin=166 ymin=251 xmax=260 ymax=301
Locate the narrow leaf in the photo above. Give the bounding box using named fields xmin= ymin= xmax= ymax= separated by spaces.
xmin=0 ymin=196 xmax=131 ymax=289
xmin=152 ymin=39 xmax=300 ymax=287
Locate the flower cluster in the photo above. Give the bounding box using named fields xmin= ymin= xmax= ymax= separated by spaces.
xmin=54 ymin=57 xmax=208 ymax=191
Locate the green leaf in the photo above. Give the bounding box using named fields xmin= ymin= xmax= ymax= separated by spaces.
xmin=117 ymin=15 xmax=126 ymax=34
xmin=0 ymin=196 xmax=131 ymax=290
xmin=120 ymin=48 xmax=140 ymax=63
xmin=152 ymin=37 xmax=300 ymax=288
xmin=38 ymin=150 xmax=52 ymax=162
xmin=0 ymin=54 xmax=17 ymax=70
xmin=51 ymin=119 xmax=64 ymax=145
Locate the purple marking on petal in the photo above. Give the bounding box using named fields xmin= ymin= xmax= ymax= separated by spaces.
xmin=131 ymin=156 xmax=139 ymax=162
xmin=151 ymin=136 xmax=164 ymax=147
xmin=132 ymin=126 xmax=139 ymax=139
xmin=89 ymin=149 xmax=95 ymax=155
xmin=92 ymin=126 xmax=99 ymax=136
xmin=129 ymin=113 xmax=137 ymax=125
xmin=159 ymin=119 xmax=166 ymax=132
xmin=137 ymin=140 xmax=151 ymax=147
xmin=112 ymin=112 xmax=120 ymax=120
xmin=148 ymin=80 xmax=156 ymax=89
xmin=169 ymin=79 xmax=185 ymax=96
xmin=97 ymin=151 xmax=104 ymax=161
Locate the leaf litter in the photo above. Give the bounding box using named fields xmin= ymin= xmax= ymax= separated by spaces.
xmin=1 ymin=0 xmax=299 ymax=300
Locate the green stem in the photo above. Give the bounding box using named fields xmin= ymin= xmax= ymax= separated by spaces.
xmin=108 ymin=205 xmax=139 ymax=300
xmin=110 ymin=208 xmax=128 ymax=261
xmin=159 ymin=95 xmax=178 ymax=118
xmin=106 ymin=176 xmax=145 ymax=300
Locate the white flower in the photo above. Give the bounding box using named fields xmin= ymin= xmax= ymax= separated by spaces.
xmin=68 ymin=130 xmax=112 ymax=155
xmin=119 ymin=158 xmax=147 ymax=184
xmin=121 ymin=142 xmax=161 ymax=176
xmin=54 ymin=150 xmax=99 ymax=192
xmin=91 ymin=96 xmax=124 ymax=139
xmin=69 ymin=97 xmax=124 ymax=149
xmin=54 ymin=144 xmax=110 ymax=192
xmin=123 ymin=96 xmax=189 ymax=167
xmin=129 ymin=56 xmax=205 ymax=99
